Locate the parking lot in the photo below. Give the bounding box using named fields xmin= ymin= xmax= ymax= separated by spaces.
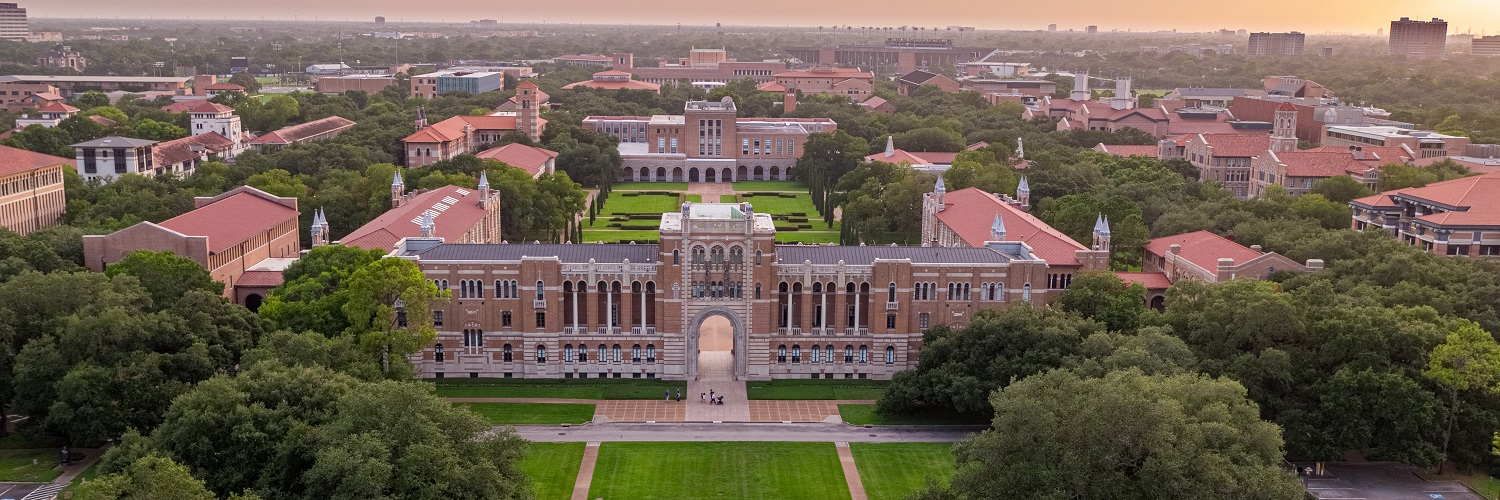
xmin=1301 ymin=463 xmax=1482 ymax=500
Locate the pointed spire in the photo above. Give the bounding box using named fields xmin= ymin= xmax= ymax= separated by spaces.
xmin=1093 ymin=213 xmax=1105 ymax=233
xmin=392 ymin=169 xmax=403 ymax=187
xmin=420 ymin=212 xmax=435 ymax=238
xmin=1101 ymin=215 xmax=1111 ymax=236
xmin=478 ymin=170 xmax=490 ymax=189
xmin=934 ymin=174 xmax=946 ymax=193
xmin=1017 ymin=176 xmax=1030 ymax=193
xmin=884 ymin=135 xmax=895 ymax=158
xmin=990 ymin=213 xmax=1006 ymax=241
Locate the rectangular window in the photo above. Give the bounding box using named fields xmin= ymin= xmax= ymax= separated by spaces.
xmin=742 ymin=138 xmax=750 ymax=155
xmin=433 ymin=311 xmax=443 ymax=327
xmin=918 ymin=313 xmax=929 ymax=329
xmin=886 ymin=314 xmax=896 ymax=329
xmin=535 ymin=312 xmax=546 ymax=328
xmin=502 ymin=311 xmax=513 ymax=327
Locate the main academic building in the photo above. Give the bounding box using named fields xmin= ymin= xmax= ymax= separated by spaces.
xmin=396 ymin=189 xmax=1110 ymax=381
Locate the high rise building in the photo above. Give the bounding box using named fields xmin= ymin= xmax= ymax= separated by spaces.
xmin=1473 ymin=35 xmax=1500 ymax=56
xmin=1085 ymin=25 xmax=1098 ymax=34
xmin=1388 ymin=17 xmax=1448 ymax=57
xmin=1247 ymin=32 xmax=1306 ymax=56
xmin=0 ymin=3 xmax=26 ymax=42
xmin=1048 ymin=24 xmax=1057 ymax=32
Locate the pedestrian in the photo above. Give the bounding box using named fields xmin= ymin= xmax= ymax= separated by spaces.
xmin=676 ymin=389 xmax=682 ymax=402
xmin=710 ymin=389 xmax=715 ymax=401
xmin=700 ymin=392 xmax=706 ymax=403
xmin=665 ymin=389 xmax=670 ymax=402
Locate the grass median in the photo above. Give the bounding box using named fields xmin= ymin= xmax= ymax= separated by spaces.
xmin=746 ymin=379 xmax=887 ymax=400
xmin=836 ymin=404 xmax=989 ymax=426
xmin=432 ymin=377 xmax=686 ymax=400
xmin=459 ymin=402 xmax=596 ymax=425
xmin=520 ymin=442 xmax=586 ymax=500
xmin=588 ymin=442 xmax=850 ymax=500
xmin=850 ymin=442 xmax=956 ymax=500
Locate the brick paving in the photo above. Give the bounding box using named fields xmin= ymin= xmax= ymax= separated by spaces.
xmin=835 ymin=442 xmax=868 ymax=500
xmin=570 ymin=442 xmax=600 ymax=500
xmin=749 ymin=400 xmax=843 ymax=422
xmin=595 ymin=400 xmax=686 ymax=422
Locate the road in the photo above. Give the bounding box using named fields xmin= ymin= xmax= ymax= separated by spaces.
xmin=507 ymin=421 xmax=983 ymax=443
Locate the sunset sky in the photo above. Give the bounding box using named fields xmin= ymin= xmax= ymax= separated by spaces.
xmin=26 ymin=0 xmax=1500 ymax=35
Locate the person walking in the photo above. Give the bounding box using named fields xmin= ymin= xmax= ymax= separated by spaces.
xmin=710 ymin=389 xmax=715 ymax=401
xmin=665 ymin=389 xmax=671 ymax=402
xmin=676 ymin=389 xmax=682 ymax=402
xmin=700 ymin=392 xmax=706 ymax=403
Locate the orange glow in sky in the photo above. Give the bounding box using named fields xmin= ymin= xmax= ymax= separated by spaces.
xmin=27 ymin=0 xmax=1500 ymax=35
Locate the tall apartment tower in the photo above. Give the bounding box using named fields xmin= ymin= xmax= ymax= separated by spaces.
xmin=0 ymin=3 xmax=26 ymax=42
xmin=515 ymin=80 xmax=541 ymax=142
xmin=1247 ymin=32 xmax=1305 ymax=56
xmin=1389 ymin=17 xmax=1448 ymax=58
xmin=1474 ymin=36 xmax=1500 ymax=56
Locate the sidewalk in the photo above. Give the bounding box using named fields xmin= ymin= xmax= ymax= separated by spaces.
xmin=511 ymin=421 xmax=983 ymax=443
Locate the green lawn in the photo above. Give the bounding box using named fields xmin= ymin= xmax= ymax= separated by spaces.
xmin=58 ymin=460 xmax=102 ymax=500
xmin=850 ymin=443 xmax=956 ymax=500
xmin=837 ymin=404 xmax=989 ymax=426
xmin=588 ymin=442 xmax=850 ymax=500
xmin=521 ymin=442 xmax=586 ymax=500
xmin=432 ymin=377 xmax=686 ymax=400
xmin=733 ymin=180 xmax=806 ymax=192
xmin=741 ymin=193 xmax=818 ymax=216
xmin=613 ymin=182 xmax=688 ymax=191
xmin=459 ymin=402 xmax=596 ymax=425
xmin=776 ymin=231 xmax=840 ymax=244
xmin=0 ymin=449 xmax=62 ymax=482
xmin=746 ymin=379 xmax=888 ymax=400
xmin=685 ymin=194 xmax=702 ymax=203
xmin=581 ymin=229 xmax=659 ymax=243
xmin=720 ymin=194 xmax=739 ymax=203
xmin=593 ymin=194 xmax=679 ymax=219
xmin=0 ymin=434 xmax=63 ymax=450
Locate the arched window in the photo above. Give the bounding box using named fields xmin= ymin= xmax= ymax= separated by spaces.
xmin=598 ymin=344 xmax=607 ymax=363
xmin=434 ymin=343 xmax=444 ymax=362
xmin=859 ymin=345 xmax=868 ymax=363
xmin=825 ymin=344 xmax=835 ymax=363
xmin=578 ymin=345 xmax=588 ymax=362
xmin=564 ymin=344 xmax=574 ymax=362
xmin=646 ymin=344 xmax=656 ymax=363
xmin=885 ymin=346 xmax=895 ymax=364
xmin=791 ymin=345 xmax=802 ymax=363
xmin=535 ymin=280 xmax=545 ymax=301
xmin=755 ymin=250 xmax=762 ymax=265
xmin=672 ymin=249 xmax=680 ymax=264
xmin=536 ymin=345 xmax=547 ymax=363
xmin=710 ymin=246 xmax=725 ymax=263
xmin=729 ymin=246 xmax=743 ymax=263
xmin=777 ymin=344 xmax=787 ymax=363
xmin=887 ymin=282 xmax=896 ymax=302
xmin=844 ymin=345 xmax=854 ymax=363
xmin=811 ymin=345 xmax=821 ymax=364
xmin=632 ymin=344 xmax=642 ymax=362
xmin=963 ymin=283 xmax=971 ymax=300
xmin=755 ymin=283 xmax=762 ymax=299
xmin=612 ymin=344 xmax=622 ymax=363
xmin=510 ymin=280 xmax=519 ymax=298
xmin=503 ymin=343 xmax=513 ymax=362
xmin=494 ymin=280 xmax=503 ymax=298
xmin=1023 ymin=283 xmax=1032 ymax=302
xmin=692 ymin=246 xmax=706 ymax=263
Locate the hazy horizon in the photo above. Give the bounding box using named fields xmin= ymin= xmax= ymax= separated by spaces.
xmin=21 ymin=0 xmax=1500 ymax=36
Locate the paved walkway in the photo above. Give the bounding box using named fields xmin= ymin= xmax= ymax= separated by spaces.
xmin=569 ymin=442 xmax=600 ymax=500
xmin=686 ymin=182 xmax=734 ymax=203
xmin=448 ymin=396 xmax=874 ymax=423
xmin=835 ymin=442 xmax=868 ymax=500
xmin=510 ymin=422 xmax=982 ymax=443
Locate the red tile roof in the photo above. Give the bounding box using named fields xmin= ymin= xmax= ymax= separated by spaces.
xmin=910 ymin=151 xmax=958 ymax=165
xmin=1276 ymin=102 xmax=1298 ymax=111
xmin=1306 ymin=145 xmax=1413 ymax=166
xmin=37 ymin=102 xmax=78 ymax=113
xmin=475 ymin=143 xmax=558 ymax=176
xmin=776 ymin=68 xmax=875 ymax=79
xmin=152 ymin=132 xmax=235 ymax=167
xmin=1095 ymin=144 xmax=1160 ymax=157
xmin=867 ymin=149 xmax=933 ymax=165
xmin=1115 ymin=271 xmax=1172 ymax=290
xmin=1146 ymin=230 xmax=1262 ymax=272
xmin=203 ymin=83 xmax=246 ymax=91
xmin=88 ymin=115 xmax=117 ymax=127
xmin=1271 ymin=151 xmax=1366 ymax=178
xmin=562 ymin=79 xmax=661 ymax=92
xmin=235 ymin=270 xmax=285 ymax=288
xmin=338 ymin=185 xmax=495 ymax=251
xmin=403 ymin=115 xmax=527 ymax=144
xmin=516 ymin=80 xmax=539 ymax=89
xmin=161 ymin=99 xmax=207 ymax=113
xmin=185 ymin=101 xmax=235 ymax=114
xmin=158 ymin=187 xmax=299 ymax=253
xmin=938 ymin=187 xmax=1089 ymax=266
xmin=1394 ymin=172 xmax=1500 ymax=226
xmin=0 ymin=144 xmax=71 ymax=176
xmin=248 ymin=116 xmax=356 ymax=145
xmin=1199 ymin=134 xmax=1270 ymax=157
xmin=756 ymin=81 xmax=789 ymax=93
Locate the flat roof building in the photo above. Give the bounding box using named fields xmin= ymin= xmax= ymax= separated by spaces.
xmin=1351 ymin=172 xmax=1500 ymax=259
xmin=0 ymin=3 xmax=25 ymax=42
xmin=409 ymin=70 xmax=504 ymax=99
xmin=1247 ymin=32 xmax=1305 ymax=56
xmin=1390 ymin=17 xmax=1448 ymax=58
xmin=0 ymin=75 xmax=188 ymax=98
xmin=1323 ymin=125 xmax=1468 ymax=159
xmin=785 ymin=38 xmax=990 ymax=75
xmin=1473 ymin=35 xmax=1500 ymax=56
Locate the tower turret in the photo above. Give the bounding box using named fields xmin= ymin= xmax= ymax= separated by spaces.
xmin=1271 ymin=102 xmax=1298 ymax=153
xmin=391 ymin=169 xmax=405 ymax=209
xmin=990 ymin=213 xmax=1006 ymax=241
xmin=478 ymin=170 xmax=491 ymax=208
xmin=419 ymin=212 xmax=435 ymax=238
xmin=1016 ymin=176 xmax=1030 ymax=208
xmin=884 ymin=135 xmax=895 ymax=158
xmin=413 ymin=106 xmax=427 ymax=131
xmin=934 ymin=174 xmax=946 ymax=211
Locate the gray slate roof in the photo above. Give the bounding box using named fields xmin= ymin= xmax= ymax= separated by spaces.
xmin=411 ymin=243 xmax=658 ymax=263
xmin=775 ymin=245 xmax=1012 ymax=264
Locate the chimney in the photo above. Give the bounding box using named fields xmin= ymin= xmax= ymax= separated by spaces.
xmin=1217 ymin=258 xmax=1235 ymax=281
xmin=1305 ymin=259 xmax=1324 ymax=271
xmin=1250 ymin=244 xmax=1262 ymax=253
xmin=1169 ymin=244 xmax=1182 ymax=254
xmin=783 ymin=90 xmax=797 ymax=114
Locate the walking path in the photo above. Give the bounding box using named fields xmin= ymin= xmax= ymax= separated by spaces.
xmin=449 ymin=396 xmax=875 ymax=423
xmin=569 ymin=442 xmax=600 ymax=500
xmin=835 ymin=442 xmax=868 ymax=500
xmin=685 ymin=182 xmax=734 ymax=202
xmin=685 ymin=352 xmax=750 ymax=422
xmin=510 ymin=421 xmax=981 ymax=443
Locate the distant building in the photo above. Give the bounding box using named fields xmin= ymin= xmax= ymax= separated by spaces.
xmin=374 ymin=16 xmax=385 ymax=24
xmin=0 ymin=144 xmax=67 ymax=235
xmin=72 ymin=133 xmax=234 ymax=182
xmin=868 ymin=137 xmax=957 ymax=173
xmin=0 ymin=75 xmax=187 ymax=98
xmin=562 ymin=71 xmax=662 ymax=93
xmin=184 ymin=101 xmax=245 ymax=159
xmin=895 ymin=70 xmax=959 ymax=96
xmin=0 ymin=3 xmax=25 ymax=41
xmin=1048 ymin=24 xmax=1057 ymax=32
xmin=1247 ymin=32 xmax=1305 ymax=56
xmin=551 ymin=55 xmax=614 ymax=67
xmin=1321 ymin=47 xmax=1334 ymax=57
xmin=36 ymin=45 xmax=85 ymax=71
xmin=83 ymin=186 xmax=301 ymax=303
xmin=408 ymin=70 xmax=503 ymax=99
xmin=305 ymin=63 xmax=353 ymax=75
xmin=784 ymin=38 xmax=991 ymax=75
xmin=24 ymin=31 xmax=59 ymax=43
xmin=1351 ymin=172 xmax=1500 ymax=259
xmin=1086 ymin=25 xmax=1098 ymax=34
xmin=314 ymin=74 xmax=397 ymax=94
xmin=582 ymin=97 xmax=836 ymax=182
xmin=403 ymin=82 xmax=543 ymax=166
xmin=1134 ymin=230 xmax=1319 ymax=308
xmin=1184 ymin=133 xmax=1269 ymax=199
xmin=1474 ymin=35 xmax=1500 ymax=56
xmin=960 ymin=79 xmax=1055 ymax=97
xmin=772 ymin=68 xmax=874 ymax=101
xmin=14 ymin=101 xmax=77 ymax=129
xmin=474 ymin=143 xmax=558 ymax=178
xmin=246 ymin=116 xmax=355 ymax=152
xmin=201 ymin=83 xmax=245 ymax=98
xmin=610 ymin=50 xmax=788 ymax=87
xmin=1389 ymin=17 xmax=1448 ymax=57
xmin=1323 ymin=125 xmax=1468 ymax=159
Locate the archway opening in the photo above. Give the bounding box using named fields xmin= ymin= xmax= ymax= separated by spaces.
xmin=696 ymin=315 xmax=734 ymax=381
